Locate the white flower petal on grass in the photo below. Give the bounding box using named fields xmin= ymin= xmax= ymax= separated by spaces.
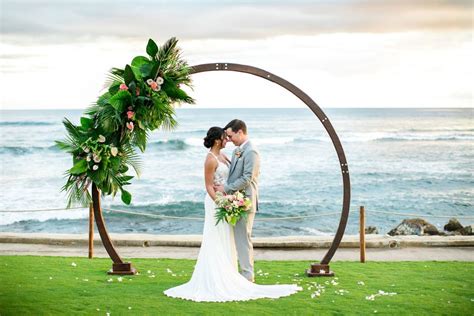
xmin=117 ymin=277 xmax=123 ymax=282
xmin=128 ymin=307 xmax=132 ymax=310
xmin=147 ymin=270 xmax=151 ymax=274
xmin=83 ymin=279 xmax=89 ymax=282
xmin=107 ymin=278 xmax=113 ymax=282
xmin=49 ymin=277 xmax=53 ymax=280
xmin=358 ymin=281 xmax=365 ymax=285
xmin=96 ymin=308 xmax=100 ymax=311
xmin=166 ymin=268 xmax=172 ymax=273
xmin=71 ymin=262 xmax=77 ymax=267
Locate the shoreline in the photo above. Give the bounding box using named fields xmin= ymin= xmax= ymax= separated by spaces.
xmin=1 ymin=232 xmax=473 ymax=248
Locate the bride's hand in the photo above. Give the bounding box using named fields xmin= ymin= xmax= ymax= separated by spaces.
xmin=213 ymin=184 xmax=225 ymax=193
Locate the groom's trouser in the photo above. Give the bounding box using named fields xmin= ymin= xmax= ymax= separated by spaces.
xmin=234 ymin=211 xmax=256 ymax=281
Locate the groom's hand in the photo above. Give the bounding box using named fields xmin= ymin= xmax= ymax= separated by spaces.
xmin=214 ymin=184 xmax=225 ymax=193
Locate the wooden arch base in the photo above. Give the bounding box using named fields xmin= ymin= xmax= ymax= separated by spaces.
xmin=91 ymin=63 xmax=351 ymax=276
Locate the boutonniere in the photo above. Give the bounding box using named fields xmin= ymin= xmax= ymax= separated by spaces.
xmin=235 ymin=149 xmax=242 ymax=158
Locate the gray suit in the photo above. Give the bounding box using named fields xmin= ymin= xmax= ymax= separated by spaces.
xmin=224 ymin=140 xmax=260 ymax=281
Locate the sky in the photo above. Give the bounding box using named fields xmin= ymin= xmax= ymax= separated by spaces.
xmin=0 ymin=0 xmax=472 ymax=109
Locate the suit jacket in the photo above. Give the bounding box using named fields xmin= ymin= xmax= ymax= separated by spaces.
xmin=224 ymin=140 xmax=260 ymax=212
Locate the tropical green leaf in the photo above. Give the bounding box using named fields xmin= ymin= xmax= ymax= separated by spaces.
xmin=70 ymin=159 xmax=87 ymax=175
xmin=109 ymin=90 xmax=132 ymax=112
xmin=146 ymin=39 xmax=158 ymax=57
xmin=121 ymin=189 xmax=132 ymax=205
xmin=80 ymin=117 xmax=94 ymax=130
xmin=123 ymin=65 xmax=135 ymax=86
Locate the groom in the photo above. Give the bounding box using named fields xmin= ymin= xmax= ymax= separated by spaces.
xmin=214 ymin=119 xmax=260 ymax=282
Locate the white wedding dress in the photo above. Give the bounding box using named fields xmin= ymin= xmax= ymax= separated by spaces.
xmin=164 ymin=153 xmax=302 ymax=302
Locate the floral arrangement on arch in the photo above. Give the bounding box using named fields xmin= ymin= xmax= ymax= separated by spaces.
xmin=56 ymin=38 xmax=194 ymax=207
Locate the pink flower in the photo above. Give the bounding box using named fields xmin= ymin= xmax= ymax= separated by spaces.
xmin=126 ymin=121 xmax=134 ymax=131
xmin=150 ymin=81 xmax=160 ymax=91
xmin=127 ymin=111 xmax=134 ymax=119
xmin=119 ymin=83 xmax=128 ymax=91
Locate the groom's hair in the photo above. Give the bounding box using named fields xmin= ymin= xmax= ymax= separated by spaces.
xmin=224 ymin=119 xmax=247 ymax=135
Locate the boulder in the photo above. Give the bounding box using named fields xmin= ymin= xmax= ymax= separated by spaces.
xmin=365 ymin=226 xmax=379 ymax=234
xmin=388 ymin=218 xmax=439 ymax=236
xmin=444 ymin=218 xmax=463 ymax=232
xmin=460 ymin=224 xmax=473 ymax=236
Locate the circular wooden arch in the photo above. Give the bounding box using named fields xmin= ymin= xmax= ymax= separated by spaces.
xmin=92 ymin=63 xmax=351 ymax=276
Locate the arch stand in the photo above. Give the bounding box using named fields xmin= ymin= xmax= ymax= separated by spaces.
xmin=91 ymin=63 xmax=351 ymax=277
xmin=92 ymin=183 xmax=136 ymax=275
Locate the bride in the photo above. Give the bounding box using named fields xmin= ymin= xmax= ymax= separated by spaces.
xmin=164 ymin=127 xmax=301 ymax=302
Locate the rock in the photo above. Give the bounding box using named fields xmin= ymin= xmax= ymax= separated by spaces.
xmin=388 ymin=218 xmax=439 ymax=236
xmin=460 ymin=224 xmax=473 ymax=236
xmin=444 ymin=218 xmax=463 ymax=232
xmin=365 ymin=226 xmax=379 ymax=234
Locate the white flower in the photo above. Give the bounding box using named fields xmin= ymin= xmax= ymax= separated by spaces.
xmin=83 ymin=279 xmax=89 ymax=282
xmin=98 ymin=135 xmax=106 ymax=143
xmin=117 ymin=277 xmax=123 ymax=282
xmin=83 ymin=147 xmax=90 ymax=153
xmin=152 ymin=85 xmax=161 ymax=92
xmin=166 ymin=268 xmax=172 ymax=273
xmin=86 ymin=155 xmax=91 ymax=162
xmin=92 ymin=164 xmax=99 ymax=171
xmin=156 ymin=77 xmax=164 ymax=85
xmin=107 ymin=278 xmax=113 ymax=282
xmin=49 ymin=276 xmax=53 ymax=280
xmin=358 ymin=281 xmax=365 ymax=285
xmin=147 ymin=270 xmax=151 ymax=274
xmin=319 ymin=269 xmax=325 ymax=274
xmin=146 ymin=79 xmax=154 ymax=85
xmin=128 ymin=307 xmax=132 ymax=310
xmin=93 ymin=154 xmax=101 ymax=163
xmin=71 ymin=262 xmax=77 ymax=267
xmin=110 ymin=146 xmax=118 ymax=157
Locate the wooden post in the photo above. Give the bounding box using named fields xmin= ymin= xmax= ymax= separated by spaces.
xmin=88 ymin=203 xmax=94 ymax=259
xmin=360 ymin=206 xmax=366 ymax=263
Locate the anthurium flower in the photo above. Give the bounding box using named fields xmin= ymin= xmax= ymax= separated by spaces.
xmin=98 ymin=135 xmax=106 ymax=143
xmin=110 ymin=146 xmax=118 ymax=157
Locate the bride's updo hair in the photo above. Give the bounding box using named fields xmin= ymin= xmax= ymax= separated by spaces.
xmin=203 ymin=127 xmax=225 ymax=148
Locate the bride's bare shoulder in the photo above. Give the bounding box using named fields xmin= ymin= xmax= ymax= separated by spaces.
xmin=204 ymin=153 xmax=218 ymax=166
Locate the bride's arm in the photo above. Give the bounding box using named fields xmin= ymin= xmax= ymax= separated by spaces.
xmin=204 ymin=156 xmax=218 ymax=201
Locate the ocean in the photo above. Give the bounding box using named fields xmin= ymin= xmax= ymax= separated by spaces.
xmin=0 ymin=108 xmax=472 ymax=236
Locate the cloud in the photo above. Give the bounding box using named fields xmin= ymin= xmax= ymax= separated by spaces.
xmin=1 ymin=0 xmax=472 ymax=44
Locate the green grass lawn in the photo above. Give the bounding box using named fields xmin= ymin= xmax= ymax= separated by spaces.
xmin=0 ymin=256 xmax=472 ymax=315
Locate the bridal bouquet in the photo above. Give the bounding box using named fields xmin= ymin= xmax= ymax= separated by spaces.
xmin=214 ymin=191 xmax=252 ymax=226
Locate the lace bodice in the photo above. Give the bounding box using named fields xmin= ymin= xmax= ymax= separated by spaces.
xmin=209 ymin=152 xmax=229 ymax=185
